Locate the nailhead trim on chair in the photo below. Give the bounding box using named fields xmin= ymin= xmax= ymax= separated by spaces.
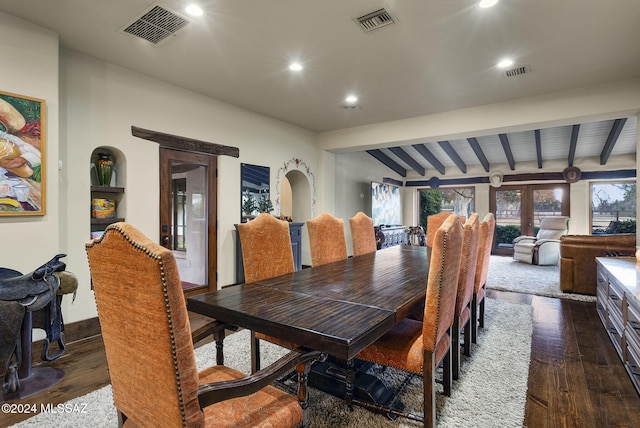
xmin=358 ymin=217 xmax=458 ymax=376
xmin=86 ymin=223 xmax=189 ymax=427
xmin=457 ymin=221 xmax=473 ymax=314
xmin=427 ymin=218 xmax=453 ymax=353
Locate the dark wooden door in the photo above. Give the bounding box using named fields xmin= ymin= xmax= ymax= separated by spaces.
xmin=160 ymin=148 xmax=217 ymax=296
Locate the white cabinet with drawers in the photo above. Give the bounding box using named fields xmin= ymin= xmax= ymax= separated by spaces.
xmin=596 ymin=257 xmax=640 ymax=395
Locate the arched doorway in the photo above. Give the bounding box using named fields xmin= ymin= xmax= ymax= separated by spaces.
xmin=280 ymin=170 xmax=312 ymax=266
xmin=280 ymin=170 xmax=312 ymax=222
xmin=275 ymin=157 xmax=316 ymax=266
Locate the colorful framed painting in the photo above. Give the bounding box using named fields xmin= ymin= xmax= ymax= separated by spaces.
xmin=0 ymin=90 xmax=46 ymax=216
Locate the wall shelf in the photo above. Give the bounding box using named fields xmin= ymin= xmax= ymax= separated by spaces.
xmin=90 ymin=185 xmax=125 ymax=193
xmin=90 ymin=217 xmax=125 ymax=225
xmin=90 ymin=148 xmax=125 ymax=238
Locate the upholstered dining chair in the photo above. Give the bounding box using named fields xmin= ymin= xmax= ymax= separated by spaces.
xmin=349 ymin=211 xmax=377 ymax=257
xmin=471 ymin=212 xmax=496 ymax=344
xmin=86 ymin=222 xmax=321 ymax=428
xmin=237 ymin=213 xmax=296 ymax=372
xmin=452 ymin=213 xmax=480 ymax=381
xmin=306 ymin=212 xmax=348 ymax=266
xmin=425 ymin=211 xmax=453 ymax=248
xmin=356 ymin=214 xmax=464 ymax=428
xmin=237 ymin=213 xmax=295 ymax=283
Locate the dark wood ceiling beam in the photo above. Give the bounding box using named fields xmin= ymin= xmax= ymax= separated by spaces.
xmin=498 ymin=134 xmax=515 ymax=170
xmin=438 ymin=141 xmax=466 ymax=173
xmin=366 ymin=149 xmax=407 ymax=177
xmin=405 ymin=169 xmax=637 ymax=187
xmin=568 ymin=124 xmax=580 ymax=167
xmin=600 ymin=118 xmax=627 ymax=165
xmin=389 ymin=147 xmax=425 ymax=176
xmin=131 ymin=126 xmax=239 ymax=157
xmin=535 ymin=129 xmax=542 ymax=169
xmin=412 ymin=144 xmax=446 ymax=175
xmin=467 ymin=138 xmax=490 ymax=172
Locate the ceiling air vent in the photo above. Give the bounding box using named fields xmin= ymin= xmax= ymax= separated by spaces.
xmin=356 ymin=8 xmax=396 ymax=33
xmin=121 ymin=4 xmax=190 ymax=45
xmin=504 ymin=64 xmax=532 ymax=78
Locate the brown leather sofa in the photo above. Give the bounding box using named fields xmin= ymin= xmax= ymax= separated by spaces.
xmin=560 ymin=234 xmax=636 ymax=295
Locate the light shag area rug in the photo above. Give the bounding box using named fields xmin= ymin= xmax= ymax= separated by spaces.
xmin=486 ymin=255 xmax=597 ymax=302
xmin=11 ymin=299 xmax=532 ymax=428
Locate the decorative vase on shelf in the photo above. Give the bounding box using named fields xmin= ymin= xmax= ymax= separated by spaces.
xmin=96 ymin=153 xmax=114 ymax=186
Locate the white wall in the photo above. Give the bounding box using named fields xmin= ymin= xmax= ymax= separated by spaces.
xmin=59 ymin=50 xmax=318 ymax=322
xmin=3 ymin=11 xmax=638 ymax=327
xmin=0 ymin=14 xmax=60 ymax=277
xmin=2 ymin=13 xmax=319 ymax=325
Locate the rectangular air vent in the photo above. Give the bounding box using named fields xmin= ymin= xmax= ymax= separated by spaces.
xmin=356 ymin=8 xmax=396 ymax=33
xmin=121 ymin=4 xmax=190 ymax=45
xmin=504 ymin=64 xmax=532 ymax=78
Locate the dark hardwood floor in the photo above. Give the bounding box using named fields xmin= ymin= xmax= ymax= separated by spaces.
xmin=2 ymin=291 xmax=640 ymax=427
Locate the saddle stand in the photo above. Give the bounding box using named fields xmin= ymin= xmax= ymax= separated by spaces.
xmin=1 ymin=254 xmax=77 ymax=401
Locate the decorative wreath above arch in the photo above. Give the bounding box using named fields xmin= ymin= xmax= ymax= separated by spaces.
xmin=275 ymin=157 xmax=317 ymax=217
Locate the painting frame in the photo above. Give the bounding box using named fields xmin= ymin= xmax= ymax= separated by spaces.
xmin=0 ymin=90 xmax=46 ymax=216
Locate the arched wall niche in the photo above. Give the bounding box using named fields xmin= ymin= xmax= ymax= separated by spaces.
xmin=275 ymin=158 xmax=316 ymax=221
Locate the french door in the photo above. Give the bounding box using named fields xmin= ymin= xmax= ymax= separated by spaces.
xmin=159 ymin=148 xmax=217 ymax=297
xmin=489 ymin=183 xmax=570 ymax=256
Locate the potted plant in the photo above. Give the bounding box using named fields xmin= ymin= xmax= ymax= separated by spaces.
xmin=242 ymin=190 xmax=257 ymax=221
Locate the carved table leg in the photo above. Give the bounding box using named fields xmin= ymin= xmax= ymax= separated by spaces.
xmin=213 ymin=326 xmax=226 ymax=366
xmin=297 ymin=362 xmax=311 ymax=426
xmin=250 ymin=331 xmax=261 ymax=374
xmin=344 ymin=358 xmax=355 ymax=408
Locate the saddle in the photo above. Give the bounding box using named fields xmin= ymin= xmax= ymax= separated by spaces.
xmin=0 ymin=255 xmax=63 ymax=310
xmin=0 ymin=254 xmax=75 ymax=395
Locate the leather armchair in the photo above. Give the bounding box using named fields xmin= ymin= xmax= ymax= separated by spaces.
xmin=513 ymin=216 xmax=570 ymax=265
xmin=560 ymin=233 xmax=636 ymax=295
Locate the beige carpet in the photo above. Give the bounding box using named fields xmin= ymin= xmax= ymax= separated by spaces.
xmin=11 ymin=299 xmax=532 ymax=427
xmin=486 ymin=255 xmax=597 ymax=302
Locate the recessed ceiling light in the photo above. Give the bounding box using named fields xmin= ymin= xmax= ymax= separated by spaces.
xmin=345 ymin=95 xmax=358 ymax=104
xmin=497 ymin=58 xmax=514 ymax=68
xmin=185 ymin=4 xmax=204 ymax=16
xmin=289 ymin=62 xmax=303 ymax=72
xmin=478 ymin=0 xmax=499 ymax=8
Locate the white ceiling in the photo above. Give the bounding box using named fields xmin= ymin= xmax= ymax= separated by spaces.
xmin=1 ymin=0 xmax=639 ymax=175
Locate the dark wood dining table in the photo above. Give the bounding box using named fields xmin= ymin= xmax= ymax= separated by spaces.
xmin=187 ymin=244 xmax=430 ymax=406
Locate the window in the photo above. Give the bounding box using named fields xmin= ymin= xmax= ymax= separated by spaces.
xmin=591 ymin=181 xmax=636 ymax=235
xmin=172 ymin=178 xmax=187 ymax=250
xmin=490 ymin=183 xmax=569 ymax=255
xmin=419 ymin=187 xmax=475 ymax=227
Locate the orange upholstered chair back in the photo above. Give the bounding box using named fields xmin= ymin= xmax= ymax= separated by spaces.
xmin=426 ymin=211 xmax=454 ymax=248
xmin=474 ymin=212 xmax=496 ymax=293
xmin=455 ymin=213 xmax=480 ymax=316
xmin=237 ymin=213 xmax=295 ymax=283
xmin=306 ymin=212 xmax=348 ymax=266
xmin=86 ymin=223 xmax=203 ymax=427
xmin=349 ymin=212 xmax=377 ymax=257
xmin=422 ymin=214 xmax=464 ymax=353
